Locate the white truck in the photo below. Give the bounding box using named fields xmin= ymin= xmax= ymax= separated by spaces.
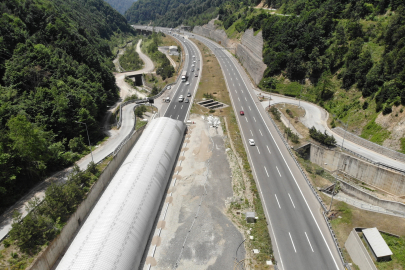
xmin=181 ymin=71 xmax=187 ymax=82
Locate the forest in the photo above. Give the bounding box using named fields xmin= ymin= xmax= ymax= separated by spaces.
xmin=0 ymin=0 xmax=136 ymax=213
xmin=125 ymin=0 xmax=227 ymax=27
xmin=103 ymin=0 xmax=137 ymax=15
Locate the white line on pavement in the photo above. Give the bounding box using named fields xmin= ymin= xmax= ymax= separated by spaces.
xmin=305 ymin=232 xmax=314 ymax=252
xmin=264 ymin=166 xmax=269 ymax=177
xmin=249 ymin=106 xmax=251 ymax=110
xmin=253 ymin=117 xmax=256 ymax=122
xmin=245 ymin=97 xmax=247 ymax=101
xmin=238 ymin=97 xmax=240 ymax=101
xmin=181 ymin=105 xmax=183 ymax=109
xmin=289 ymin=232 xmax=297 ymax=253
xmin=288 ymin=193 xmax=295 ymax=208
xmin=257 ymin=148 xmax=260 ymax=154
xmin=246 ymin=118 xmax=248 ymax=123
xmin=275 ymin=194 xmax=281 ymax=208
xmin=250 ymin=130 xmax=253 ymax=136
xmin=174 ymin=105 xmax=176 ymax=109
xmin=267 ymin=145 xmax=271 ymax=154
xmin=276 ymin=166 xmax=281 ymax=177
xmin=177 ymin=115 xmax=179 ymax=119
xmin=259 ymin=129 xmax=263 ymax=136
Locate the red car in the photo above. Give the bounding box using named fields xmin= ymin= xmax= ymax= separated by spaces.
xmin=240 ymin=111 xmax=244 ymax=115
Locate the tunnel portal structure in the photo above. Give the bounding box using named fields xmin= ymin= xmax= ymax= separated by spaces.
xmin=56 ymin=117 xmax=186 ymax=270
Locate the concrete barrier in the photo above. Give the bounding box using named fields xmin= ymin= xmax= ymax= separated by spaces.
xmin=27 ymin=126 xmax=145 ymax=270
xmin=309 ymin=143 xmax=405 ymax=196
xmin=345 ymin=229 xmax=377 ymax=270
xmin=338 ymin=178 xmax=405 ymax=215
xmin=333 ymin=127 xmax=405 ymax=164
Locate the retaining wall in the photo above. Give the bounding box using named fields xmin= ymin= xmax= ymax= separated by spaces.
xmin=309 ymin=143 xmax=405 ymax=196
xmin=339 ymin=178 xmax=405 ymax=215
xmin=193 ymin=20 xmax=267 ymax=85
xmin=345 ymin=229 xmax=377 ymax=270
xmin=333 ymin=127 xmax=405 ymax=164
xmin=28 ymin=127 xmax=145 ymax=270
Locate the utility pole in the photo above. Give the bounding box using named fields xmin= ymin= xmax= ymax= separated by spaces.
xmin=75 ymin=121 xmax=94 ymax=163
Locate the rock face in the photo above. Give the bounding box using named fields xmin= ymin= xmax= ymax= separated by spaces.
xmin=193 ymin=20 xmax=267 ymax=85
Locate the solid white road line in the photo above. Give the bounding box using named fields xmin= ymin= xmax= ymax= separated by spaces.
xmin=275 ymin=194 xmax=281 ymax=208
xmin=267 ymin=145 xmax=271 ymax=154
xmin=257 ymin=148 xmax=260 ymax=155
xmin=288 ymin=193 xmax=295 ymax=208
xmin=305 ymin=232 xmax=314 ymax=252
xmin=264 ymin=166 xmax=269 ymax=177
xmin=250 ymin=130 xmax=253 ymax=136
xmin=289 ymin=232 xmax=297 ymax=253
xmin=276 ymin=166 xmax=282 ymax=177
xmin=259 ymin=129 xmax=263 ymax=136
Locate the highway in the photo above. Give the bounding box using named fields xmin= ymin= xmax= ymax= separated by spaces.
xmin=162 ymin=35 xmax=202 ymax=122
xmin=182 ymin=32 xmax=344 ymax=269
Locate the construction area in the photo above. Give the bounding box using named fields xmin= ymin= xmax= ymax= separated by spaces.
xmin=142 ymin=114 xmax=245 ymax=270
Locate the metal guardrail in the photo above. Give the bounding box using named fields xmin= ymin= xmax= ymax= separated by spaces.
xmin=267 ymin=114 xmax=351 ymax=270
xmin=338 ymin=145 xmax=405 ymax=174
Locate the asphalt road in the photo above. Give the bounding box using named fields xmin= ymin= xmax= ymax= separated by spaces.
xmin=257 ymin=94 xmax=405 ymax=171
xmin=162 ymin=35 xmax=202 ymax=122
xmin=132 ymin=26 xmax=344 ymax=270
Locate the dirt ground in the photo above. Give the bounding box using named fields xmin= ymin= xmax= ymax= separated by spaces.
xmin=142 ymin=114 xmax=245 ymax=270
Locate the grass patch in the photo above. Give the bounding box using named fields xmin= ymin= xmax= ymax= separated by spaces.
xmin=375 ymin=234 xmax=405 ymax=270
xmin=360 ymin=116 xmax=391 ymax=145
xmin=192 ymin=38 xmax=273 ymax=268
xmin=275 ymin=81 xmax=302 ymax=97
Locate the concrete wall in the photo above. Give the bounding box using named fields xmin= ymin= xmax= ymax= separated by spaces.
xmin=193 ymin=20 xmax=267 ymax=85
xmin=345 ymin=229 xmax=377 ymax=270
xmin=333 ymin=127 xmax=405 ymax=164
xmin=339 ymin=179 xmax=405 ymax=215
xmin=27 ymin=127 xmax=146 ymax=270
xmin=309 ymin=143 xmax=405 ymax=196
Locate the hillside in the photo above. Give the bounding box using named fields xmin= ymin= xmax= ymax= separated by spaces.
xmin=187 ymin=0 xmax=405 ymax=151
xmin=103 ymin=0 xmax=137 ymax=15
xmin=125 ymin=0 xmax=229 ymax=27
xmin=0 ymin=0 xmax=135 ymax=212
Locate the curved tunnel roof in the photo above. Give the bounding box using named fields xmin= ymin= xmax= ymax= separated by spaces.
xmin=56 ymin=117 xmax=186 ymax=270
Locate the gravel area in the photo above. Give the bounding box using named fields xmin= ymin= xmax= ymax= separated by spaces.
xmin=142 ymin=115 xmax=245 ymax=270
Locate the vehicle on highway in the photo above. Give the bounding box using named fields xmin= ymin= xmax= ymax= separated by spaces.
xmin=197 ymin=68 xmax=200 ymax=71
xmin=248 ymin=139 xmax=255 ymax=146
xmin=164 ymin=97 xmax=170 ymax=103
xmin=178 ymin=95 xmax=184 ymax=102
xmin=240 ymin=111 xmax=244 ymax=115
xmin=185 ymin=99 xmax=189 ymax=103
xmin=195 ymin=74 xmax=198 ymax=77
xmin=181 ymin=71 xmax=187 ymax=82
xmin=167 ymin=86 xmax=171 ymax=90
xmin=193 ymin=61 xmax=196 ymax=63
xmin=192 ymin=64 xmax=195 ymax=67
xmin=191 ymin=69 xmax=194 ymax=72
xmin=186 ymin=81 xmax=190 ymax=85
xmin=187 ymin=92 xmax=191 ymax=97
xmin=193 ymin=55 xmax=195 ymax=58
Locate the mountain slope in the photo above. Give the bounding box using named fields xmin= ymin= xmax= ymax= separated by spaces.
xmin=103 ymin=0 xmax=137 ymax=15
xmin=0 ymin=0 xmax=135 ymax=211
xmin=125 ymin=0 xmax=227 ymax=27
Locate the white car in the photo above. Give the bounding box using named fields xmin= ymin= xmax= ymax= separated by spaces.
xmin=248 ymin=139 xmax=255 ymax=146
xmin=186 ymin=81 xmax=190 ymax=85
xmin=167 ymin=86 xmax=171 ymax=90
xmin=192 ymin=64 xmax=195 ymax=67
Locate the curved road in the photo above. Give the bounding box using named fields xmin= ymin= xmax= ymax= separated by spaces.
xmin=258 ymin=93 xmax=405 ymax=170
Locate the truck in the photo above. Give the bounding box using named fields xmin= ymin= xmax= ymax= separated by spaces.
xmin=181 ymin=71 xmax=187 ymax=82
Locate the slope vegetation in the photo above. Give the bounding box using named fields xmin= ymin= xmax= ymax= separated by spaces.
xmin=0 ymin=0 xmax=135 ymax=212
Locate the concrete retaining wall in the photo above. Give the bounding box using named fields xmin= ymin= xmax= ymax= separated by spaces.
xmin=338 ymin=179 xmax=405 ymax=215
xmin=27 ymin=127 xmax=145 ymax=270
xmin=333 ymin=127 xmax=405 ymax=164
xmin=193 ymin=20 xmax=267 ymax=85
xmin=309 ymin=143 xmax=405 ymax=196
xmin=345 ymin=229 xmax=377 ymax=270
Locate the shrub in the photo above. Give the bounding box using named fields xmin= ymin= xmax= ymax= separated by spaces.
xmin=269 ymin=106 xmax=281 ymax=121
xmin=309 ymin=126 xmax=336 ymax=146
xmin=285 ymin=127 xmax=299 ymax=143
